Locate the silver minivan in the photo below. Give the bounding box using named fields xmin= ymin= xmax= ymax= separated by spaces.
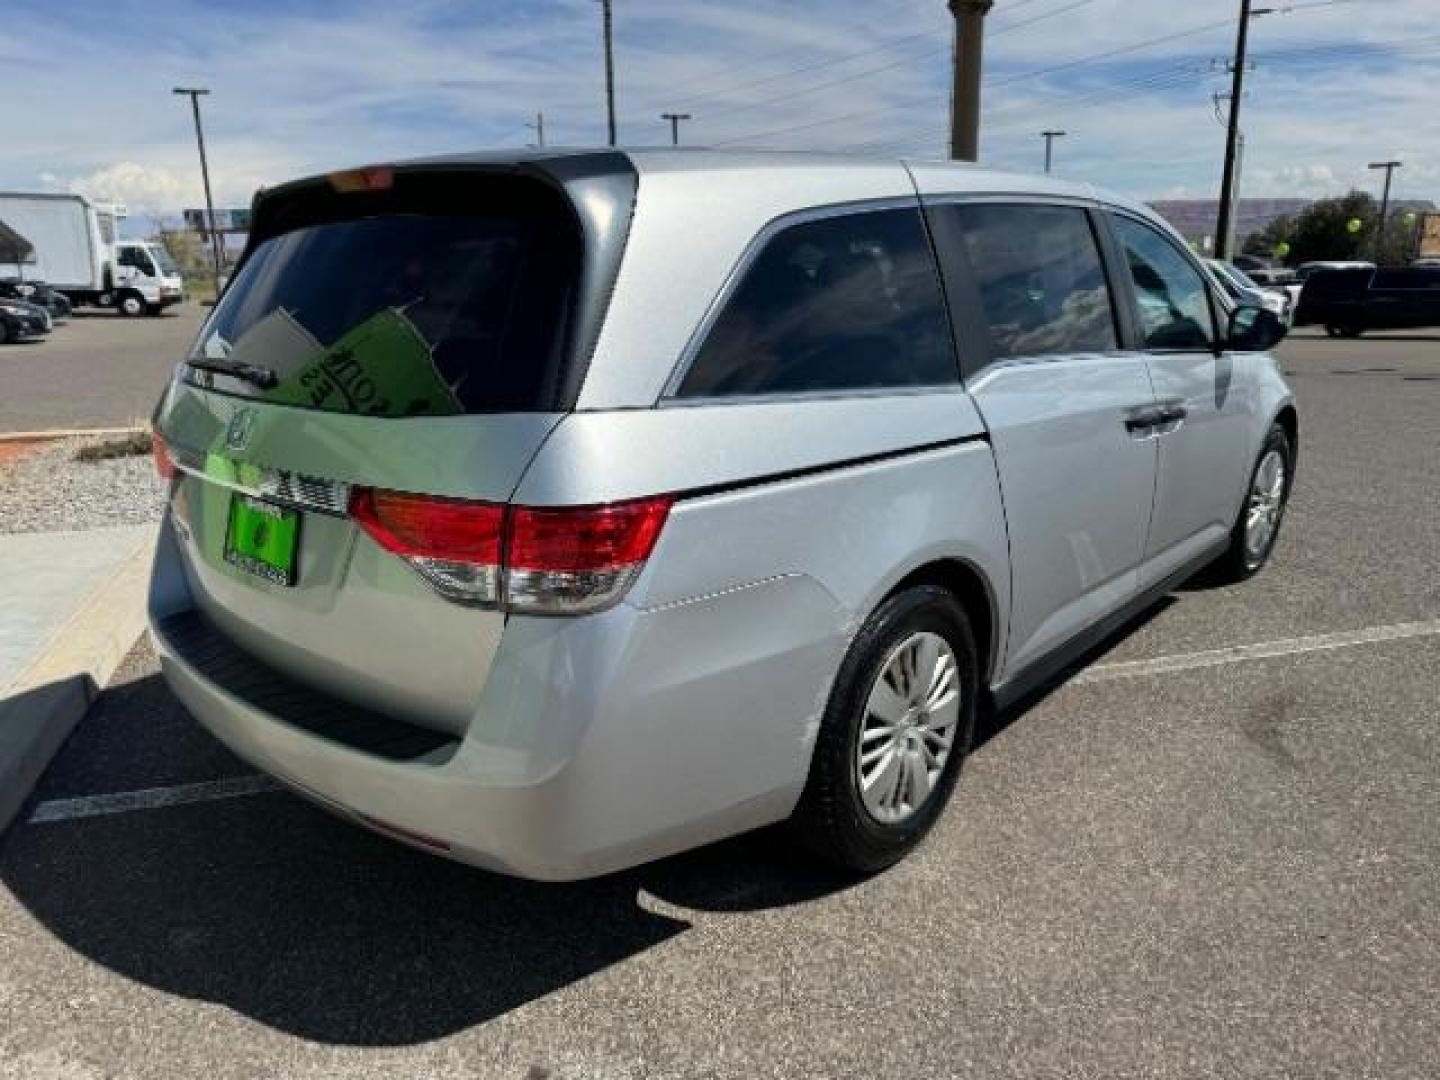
xmin=149 ymin=150 xmax=1296 ymax=880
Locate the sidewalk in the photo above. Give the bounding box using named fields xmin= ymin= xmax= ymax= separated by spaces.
xmin=0 ymin=525 xmax=156 ymax=830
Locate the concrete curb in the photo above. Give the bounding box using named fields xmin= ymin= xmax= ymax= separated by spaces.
xmin=0 ymin=426 xmax=147 ymax=443
xmin=0 ymin=525 xmax=157 ymax=833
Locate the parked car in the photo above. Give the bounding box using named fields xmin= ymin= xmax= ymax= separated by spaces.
xmin=1206 ymin=258 xmax=1292 ymax=324
xmin=1293 ymin=264 xmax=1440 ymax=336
xmin=149 ymin=151 xmax=1297 ymax=880
xmin=1295 ymin=259 xmax=1375 ymax=282
xmin=1232 ymin=253 xmax=1291 ymax=287
xmin=0 ymin=295 xmax=52 ymax=342
xmin=0 ymin=278 xmax=71 ymax=321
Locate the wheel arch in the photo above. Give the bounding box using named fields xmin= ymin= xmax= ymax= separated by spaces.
xmin=881 ymin=557 xmax=1001 ymax=688
xmin=1274 ymin=403 xmax=1298 ymax=464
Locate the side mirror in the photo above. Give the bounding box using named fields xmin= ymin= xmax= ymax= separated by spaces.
xmin=1227 ymin=304 xmax=1287 ymax=352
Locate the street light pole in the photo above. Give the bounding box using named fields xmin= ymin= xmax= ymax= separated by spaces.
xmin=1041 ymin=130 xmax=1066 ymax=174
xmin=660 ymin=112 xmax=692 ymax=146
xmin=1369 ymin=160 xmax=1402 ymax=262
xmin=172 ymin=86 xmax=223 ymax=295
xmin=947 ymin=0 xmax=994 ymax=162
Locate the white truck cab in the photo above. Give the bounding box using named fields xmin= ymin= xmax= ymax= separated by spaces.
xmin=112 ymin=240 xmax=185 ymax=316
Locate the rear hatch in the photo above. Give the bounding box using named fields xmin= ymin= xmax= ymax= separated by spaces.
xmin=154 ymin=160 xmax=630 ymax=736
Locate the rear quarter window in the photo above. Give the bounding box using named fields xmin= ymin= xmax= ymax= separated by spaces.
xmin=188 ymin=175 xmax=581 ymax=417
xmin=675 ymin=206 xmax=957 ymax=398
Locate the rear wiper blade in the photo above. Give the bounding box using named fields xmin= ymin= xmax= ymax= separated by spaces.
xmin=186 ymin=356 xmax=278 ymax=390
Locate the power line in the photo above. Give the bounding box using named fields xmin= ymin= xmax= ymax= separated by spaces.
xmin=700 ymin=44 xmax=949 ymax=127
xmin=680 ymin=0 xmax=1094 ymax=125
xmin=659 ymin=12 xmax=943 ymax=102
xmin=991 ymin=0 xmax=1101 ymax=37
xmin=844 ymin=63 xmax=1212 ymax=153
xmin=677 ymin=31 xmax=938 ymax=110
xmin=712 ymin=5 xmax=1428 ymax=150
xmin=992 ymin=0 xmax=1058 ymax=15
xmin=714 ymin=16 xmax=1231 ymax=146
xmin=988 ymin=17 xmax=1234 ymax=88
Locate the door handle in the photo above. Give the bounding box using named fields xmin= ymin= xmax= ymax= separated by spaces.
xmin=1123 ymin=406 xmax=1164 ymax=434
xmin=1157 ymin=404 xmax=1188 ymax=425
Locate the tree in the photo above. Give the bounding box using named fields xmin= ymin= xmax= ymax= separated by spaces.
xmin=1241 ymin=190 xmax=1422 ymax=266
xmin=148 ymin=217 xmax=212 ymax=283
xmin=1242 ymin=214 xmax=1296 ymax=259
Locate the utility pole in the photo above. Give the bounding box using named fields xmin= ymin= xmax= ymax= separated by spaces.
xmin=660 ymin=112 xmax=692 ymax=146
xmin=1369 ymin=159 xmax=1402 ymax=262
xmin=1215 ymin=2 xmax=1274 ymax=260
xmin=1228 ymin=130 xmax=1246 ymax=257
xmin=526 ymin=110 xmax=546 ymax=147
xmin=1041 ymin=130 xmax=1066 ymax=174
xmin=172 ymin=86 xmax=224 ymax=295
xmin=947 ymin=0 xmax=994 ymax=162
xmin=601 ymin=0 xmax=617 ymax=146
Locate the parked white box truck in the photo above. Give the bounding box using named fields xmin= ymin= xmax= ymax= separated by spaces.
xmin=0 ymin=192 xmax=185 ymax=315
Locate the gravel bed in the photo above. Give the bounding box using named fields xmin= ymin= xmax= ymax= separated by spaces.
xmin=0 ymin=436 xmax=165 ymax=534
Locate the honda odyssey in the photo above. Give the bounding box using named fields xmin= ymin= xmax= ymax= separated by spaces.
xmin=149 ymin=150 xmax=1296 ymax=880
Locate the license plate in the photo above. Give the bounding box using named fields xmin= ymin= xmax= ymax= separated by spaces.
xmin=224 ymin=495 xmax=300 ymax=586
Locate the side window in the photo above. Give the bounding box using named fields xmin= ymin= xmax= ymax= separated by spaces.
xmin=117 ymin=246 xmax=138 ymax=268
xmin=945 ymin=203 xmax=1118 ymax=359
xmin=1111 ymin=215 xmax=1217 ymax=350
xmin=675 ymin=207 xmax=957 ymax=398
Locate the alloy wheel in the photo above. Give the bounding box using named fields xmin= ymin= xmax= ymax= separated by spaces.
xmin=1245 ymin=449 xmax=1286 ymax=565
xmin=856 ymin=631 xmax=961 ymax=825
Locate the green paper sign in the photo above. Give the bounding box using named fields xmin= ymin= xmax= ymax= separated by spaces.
xmin=267 ymin=308 xmax=462 ymax=418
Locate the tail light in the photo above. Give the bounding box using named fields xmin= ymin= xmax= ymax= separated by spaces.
xmin=350 ymin=489 xmax=504 ymax=605
xmin=150 ymin=431 xmax=176 ymax=480
xmin=507 ymin=499 xmax=673 ymax=614
xmin=349 ymin=489 xmax=673 ymax=614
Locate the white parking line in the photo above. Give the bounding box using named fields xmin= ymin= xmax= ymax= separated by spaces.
xmin=22 ymin=619 xmax=1440 ymax=827
xmin=28 ymin=774 xmax=279 ymax=824
xmin=1075 ymin=619 xmax=1440 ymax=685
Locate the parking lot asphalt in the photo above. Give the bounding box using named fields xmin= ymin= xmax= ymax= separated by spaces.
xmin=2 ymin=329 xmax=1439 ymax=1078
xmin=0 ymin=306 xmax=203 ymax=433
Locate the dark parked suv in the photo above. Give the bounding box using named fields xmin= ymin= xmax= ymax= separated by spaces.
xmin=1295 ymin=265 xmax=1440 ymax=337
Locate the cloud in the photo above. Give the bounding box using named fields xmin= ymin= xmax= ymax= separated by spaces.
xmin=51 ymin=162 xmax=190 ymax=215
xmin=0 ymin=0 xmax=1434 ymax=218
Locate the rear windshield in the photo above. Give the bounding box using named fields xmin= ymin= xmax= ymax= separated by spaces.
xmin=187 ymin=176 xmax=581 ymax=417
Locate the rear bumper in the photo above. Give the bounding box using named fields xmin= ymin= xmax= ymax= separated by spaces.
xmin=148 ymin=514 xmax=842 ymax=880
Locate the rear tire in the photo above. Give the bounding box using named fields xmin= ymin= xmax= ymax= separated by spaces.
xmin=1207 ymin=423 xmax=1293 ymax=584
xmin=1326 ymin=323 xmax=1364 ymax=338
xmin=790 ymin=585 xmax=979 ymax=874
xmin=0 ymin=321 xmax=9 ymax=345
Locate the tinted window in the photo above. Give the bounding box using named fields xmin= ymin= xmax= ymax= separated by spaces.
xmin=676 ymin=208 xmax=956 ymax=398
xmin=1112 ymin=215 xmax=1216 ymax=350
xmin=188 ymin=177 xmax=580 ymax=417
xmin=948 ymin=204 xmax=1117 ymax=359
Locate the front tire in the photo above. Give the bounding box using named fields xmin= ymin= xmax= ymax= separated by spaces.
xmin=791 ymin=585 xmax=979 ymax=874
xmin=117 ymin=292 xmax=146 ymax=317
xmin=1209 ymin=423 xmax=1293 ymax=584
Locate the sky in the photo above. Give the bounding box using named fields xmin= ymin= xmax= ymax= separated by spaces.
xmin=1 ymin=0 xmax=1435 ymax=227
